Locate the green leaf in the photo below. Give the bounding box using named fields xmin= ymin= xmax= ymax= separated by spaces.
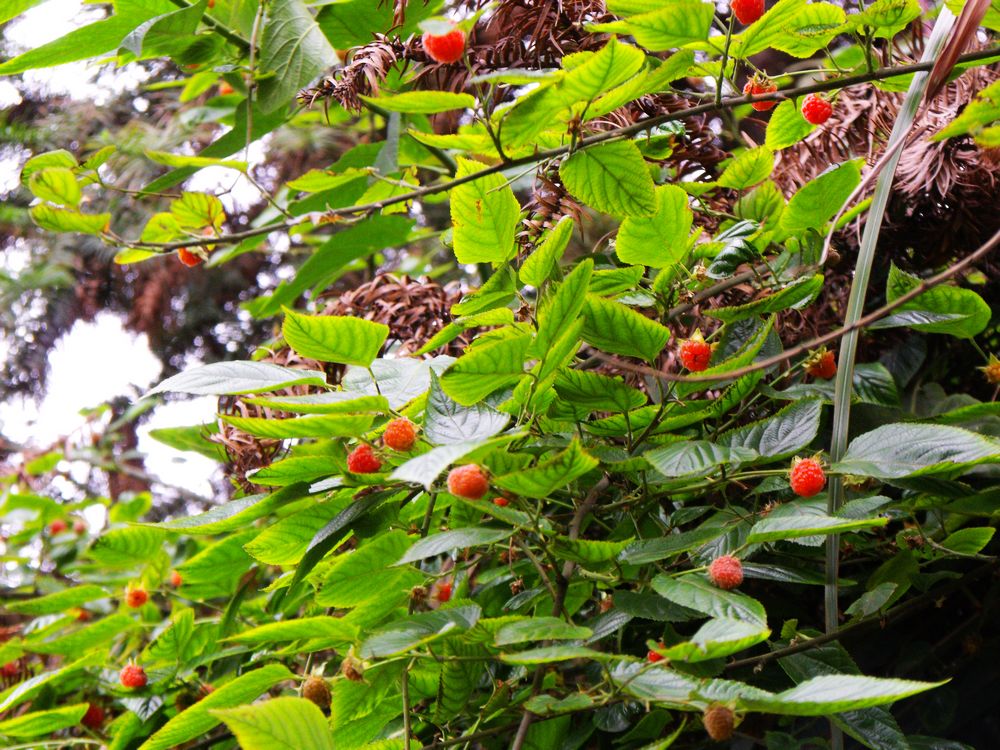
xmin=146 ymin=150 xmax=247 ymax=171
xmin=5 ymin=585 xmax=108 ymax=615
xmin=25 ymin=613 xmax=137 ymax=656
xmin=171 ymin=191 xmax=225 ymax=229
xmin=747 ymin=510 xmax=888 ymax=543
xmin=718 ymin=147 xmax=774 ymax=190
xmin=735 ymin=0 xmax=810 ymax=57
xmin=148 ymin=423 xmax=228 ymax=462
xmin=30 ymin=204 xmax=109 ymax=235
xmin=1 ymin=0 xmax=44 ymax=25
xmin=551 ymin=537 xmax=633 ymax=565
xmin=520 ymin=216 xmax=575 ymax=287
xmin=221 ymin=412 xmax=374 ymax=439
xmin=780 ymin=160 xmax=862 ymax=233
xmin=21 ymin=149 xmax=77 ymax=185
xmin=424 ymin=372 xmax=510 ymax=445
xmin=137 ymin=664 xmax=294 ymax=750
xmin=317 ymin=530 xmax=420 ymax=608
xmin=588 ymin=2 xmax=715 ymax=49
xmin=553 ymin=370 xmax=647 ymax=413
xmin=144 ymin=488 xmax=301 ymax=534
xmin=396 ymin=527 xmax=513 ymax=565
xmin=360 ymin=606 xmax=482 ymax=658
xmin=245 ymin=392 xmax=388 ymax=415
xmin=494 ymin=440 xmax=599 ymax=499
xmin=146 ymin=361 xmax=327 ymax=397
xmin=226 ymin=617 xmax=357 ymax=646
xmin=721 ymin=398 xmax=823 ymax=461
xmin=257 ymin=0 xmax=337 ymax=113
xmin=390 ymin=439 xmax=491 ymax=489
xmin=835 ymin=424 xmax=1000 ymax=479
xmin=662 ymin=618 xmax=771 ymax=662
xmin=450 ymin=158 xmax=520 ymax=264
xmin=744 ymin=675 xmax=944 ymax=715
xmin=934 ymin=80 xmax=1000 ymax=144
xmin=559 ymin=141 xmax=657 ymax=218
xmin=645 ymin=441 xmax=758 ymax=478
xmin=0 ymin=704 xmax=88 ymax=738
xmin=244 ymin=499 xmax=351 ymax=566
xmin=765 ymin=99 xmax=817 ymax=150
xmin=534 ymin=259 xmax=593 ymax=356
xmin=500 ymin=646 xmax=609 ymax=664
xmin=89 ymin=527 xmax=166 ymax=567
xmin=771 ymin=3 xmax=848 ymax=57
xmin=850 ymin=0 xmax=921 ymax=38
xmin=213 ymin=697 xmax=334 ymax=750
xmin=121 ymin=0 xmax=207 ymax=58
xmin=0 ymin=654 xmax=101 ymax=713
xmin=28 ymin=167 xmax=80 ymax=207
xmin=652 ymin=574 xmax=767 ymax=625
xmin=282 ymin=309 xmax=388 ymax=366
xmin=495 ymin=617 xmax=593 ymax=646
xmin=582 ymin=294 xmax=670 ymax=363
xmin=871 ymin=264 xmax=991 ymax=339
xmin=439 ymin=334 xmax=530 ymax=406
xmin=939 ymin=527 xmax=995 ymax=555
xmin=706 ymin=275 xmax=823 ymax=323
xmin=615 ymin=184 xmax=693 ymax=267
xmin=363 ymin=91 xmax=475 ymax=113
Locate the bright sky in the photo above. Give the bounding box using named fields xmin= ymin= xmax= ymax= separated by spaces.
xmin=1 ymin=0 xmax=240 ymax=501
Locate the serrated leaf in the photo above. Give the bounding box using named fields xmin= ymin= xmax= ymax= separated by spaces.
xmin=871 ymin=264 xmax=991 ymax=338
xmin=30 ymin=204 xmax=109 ymax=234
xmin=0 ymin=704 xmax=88 ymax=738
xmin=718 ymin=147 xmax=774 ymax=190
xmin=780 ymin=160 xmax=862 ymax=233
xmin=662 ymin=618 xmax=771 ymax=662
xmin=646 ymin=441 xmax=758 ymax=478
xmin=226 ymin=617 xmax=357 ymax=646
xmin=748 ymin=510 xmax=887 ymax=543
xmin=257 ymin=0 xmax=336 ymax=113
xmin=363 ymin=90 xmax=475 ymax=113
xmin=495 ymin=617 xmax=593 ymax=645
xmin=439 ymin=334 xmax=530 ymax=406
xmin=221 ymin=412 xmax=374 ymax=439
xmin=5 ymin=585 xmax=108 ymax=615
xmin=706 ymin=275 xmax=823 ymax=323
xmin=588 ymin=2 xmax=715 ymax=49
xmin=28 ymin=166 xmax=80 ymax=206
xmin=582 ymin=294 xmax=670 ymax=363
xmin=396 ymin=528 xmax=513 ymax=565
xmin=559 ymin=141 xmax=657 ymax=218
xmin=493 ymin=440 xmax=599 ymax=499
xmin=765 ymin=99 xmax=818 ymax=149
xmin=450 ymin=157 xmax=520 ymax=264
xmin=282 ymin=310 xmax=388 ymax=366
xmin=360 ymin=606 xmax=482 ymax=658
xmin=720 ymin=398 xmax=823 ymax=461
xmin=213 ymin=697 xmax=334 ymax=750
xmin=146 ymin=361 xmax=327 ymax=397
xmin=652 ymin=574 xmax=767 ymax=625
xmin=615 ymin=184 xmax=692 ymax=267
xmin=835 ymin=424 xmax=1000 ymax=479
xmin=424 ymin=372 xmax=510 ymax=445
xmin=520 ymin=216 xmax=575 ymax=287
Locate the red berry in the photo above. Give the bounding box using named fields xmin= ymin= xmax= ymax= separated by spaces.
xmin=119 ymin=664 xmax=147 ymax=689
xmin=75 ymin=608 xmax=91 ymax=622
xmin=708 ymin=555 xmax=744 ymax=590
xmin=743 ymin=79 xmax=778 ymax=111
xmin=421 ymin=26 xmax=466 ymax=64
xmin=125 ymin=588 xmax=148 ymax=608
xmin=177 ymin=248 xmax=202 ymax=267
xmin=347 ymin=444 xmax=382 ymax=474
xmin=73 ymin=519 xmax=87 ymax=535
xmin=806 ymin=350 xmax=836 ymax=379
xmin=1 ymin=661 xmax=19 ymax=678
xmin=434 ymin=580 xmax=453 ymax=602
xmin=82 ymin=703 xmax=105 ymax=729
xmin=647 ymin=643 xmax=666 ymax=663
xmin=731 ymin=0 xmax=765 ymax=24
xmin=170 ymin=570 xmax=183 ymax=587
xmin=447 ymin=464 xmax=489 ymax=499
xmin=678 ymin=334 xmax=713 ymax=372
xmin=383 ymin=418 xmax=417 ymax=452
xmin=790 ymin=457 xmax=826 ymax=497
xmin=492 ymin=497 xmax=509 ymax=507
xmin=801 ymin=93 xmax=833 ymax=125
xmin=218 ymin=81 xmax=235 ymax=96
xmin=48 ymin=519 xmax=68 ymax=535
xmin=703 ymin=705 xmax=735 ymax=741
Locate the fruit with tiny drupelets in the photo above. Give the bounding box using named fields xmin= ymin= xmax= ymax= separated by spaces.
xmin=81 ymin=703 xmax=105 ymax=729
xmin=703 ymin=705 xmax=735 ymax=741
xmin=125 ymin=587 xmax=148 ymax=608
xmin=347 ymin=444 xmax=382 ymax=473
xmin=119 ymin=664 xmax=147 ymax=689
xmin=422 ymin=25 xmax=466 ymax=64
xmin=790 ymin=457 xmax=826 ymax=497
xmin=177 ymin=248 xmax=202 ymax=267
xmin=743 ymin=78 xmax=778 ymax=111
xmin=678 ymin=330 xmax=714 ymax=372
xmin=383 ymin=417 xmax=417 ymax=451
xmin=302 ymin=675 xmax=332 ymax=711
xmin=708 ymin=555 xmax=744 ymax=590
xmin=731 ymin=0 xmax=765 ymax=24
xmin=805 ymin=348 xmax=836 ymax=379
xmin=801 ymin=93 xmax=833 ymax=125
xmin=447 ymin=464 xmax=489 ymax=499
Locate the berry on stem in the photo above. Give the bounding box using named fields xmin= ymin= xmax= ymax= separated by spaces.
xmin=703 ymin=705 xmax=735 ymax=741
xmin=218 ymin=81 xmax=235 ymax=96
xmin=119 ymin=664 xmax=147 ymax=689
xmin=647 ymin=643 xmax=666 ymax=663
xmin=790 ymin=457 xmax=826 ymax=497
xmin=177 ymin=248 xmax=202 ymax=267
xmin=447 ymin=464 xmax=489 ymax=499
xmin=805 ymin=348 xmax=836 ymax=379
xmin=82 ymin=703 xmax=105 ymax=729
xmin=678 ymin=330 xmax=714 ymax=372
xmin=708 ymin=555 xmax=744 ymax=590
xmin=433 ymin=580 xmax=453 ymax=603
xmin=347 ymin=444 xmax=382 ymax=474
xmin=801 ymin=93 xmax=833 ymax=125
xmin=980 ymin=354 xmax=1000 ymax=384
xmin=73 ymin=518 xmax=87 ymax=535
xmin=170 ymin=570 xmax=183 ymax=587
xmin=492 ymin=496 xmax=509 ymax=507
xmin=421 ymin=25 xmax=466 ymax=64
xmin=383 ymin=417 xmax=417 ymax=451
xmin=731 ymin=0 xmax=765 ymax=24
xmin=743 ymin=78 xmax=778 ymax=111
xmin=125 ymin=587 xmax=148 ymax=608
xmin=302 ymin=675 xmax=332 ymax=711
xmin=48 ymin=519 xmax=68 ymax=535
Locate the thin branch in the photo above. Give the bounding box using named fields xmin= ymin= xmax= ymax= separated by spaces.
xmin=117 ymin=47 xmax=1000 ymax=252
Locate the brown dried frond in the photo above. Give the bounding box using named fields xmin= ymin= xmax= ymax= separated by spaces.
xmin=300 ymin=34 xmax=409 ymax=113
xmin=522 ymin=170 xmax=587 ymax=240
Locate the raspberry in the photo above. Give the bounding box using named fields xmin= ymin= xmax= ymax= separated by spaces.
xmin=647 ymin=643 xmax=666 ymax=663
xmin=347 ymin=444 xmax=382 ymax=474
xmin=218 ymin=81 xmax=234 ymax=95
xmin=75 ymin=608 xmax=91 ymax=621
xmin=708 ymin=555 xmax=744 ymax=590
xmin=73 ymin=519 xmax=87 ymax=535
xmin=302 ymin=675 xmax=331 ymax=711
xmin=341 ymin=653 xmax=365 ymax=682
xmin=170 ymin=570 xmax=183 ymax=587
xmin=678 ymin=330 xmax=713 ymax=372
xmin=801 ymin=93 xmax=833 ymax=125
xmin=493 ymin=497 xmax=509 ymax=507
xmin=177 ymin=248 xmax=202 ymax=267
xmin=743 ymin=79 xmax=778 ymax=111
xmin=703 ymin=705 xmax=735 ymax=741
xmin=48 ymin=519 xmax=68 ymax=535
xmin=82 ymin=703 xmax=105 ymax=729
xmin=383 ymin=418 xmax=417 ymax=451
xmin=447 ymin=464 xmax=489 ymax=499
xmin=980 ymin=355 xmax=1000 ymax=384
xmin=790 ymin=457 xmax=826 ymax=497
xmin=119 ymin=664 xmax=147 ymax=689
xmin=805 ymin=349 xmax=836 ymax=379
xmin=125 ymin=588 xmax=148 ymax=608
xmin=731 ymin=0 xmax=765 ymax=24
xmin=1 ymin=661 xmax=20 ymax=678
xmin=433 ymin=580 xmax=453 ymax=603
xmin=421 ymin=26 xmax=466 ymax=64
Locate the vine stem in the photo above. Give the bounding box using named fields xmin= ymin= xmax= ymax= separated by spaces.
xmin=118 ymin=46 xmax=1000 ymax=252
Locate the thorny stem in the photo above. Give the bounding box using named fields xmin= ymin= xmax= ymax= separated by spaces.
xmin=119 ymin=47 xmax=1000 ymax=252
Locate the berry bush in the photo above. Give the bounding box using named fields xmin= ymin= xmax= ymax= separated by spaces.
xmin=2 ymin=1 xmax=1000 ymax=749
